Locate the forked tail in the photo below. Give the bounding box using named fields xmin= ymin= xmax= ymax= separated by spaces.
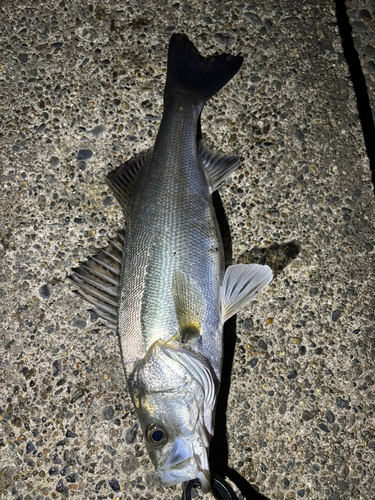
xmin=165 ymin=34 xmax=243 ymax=108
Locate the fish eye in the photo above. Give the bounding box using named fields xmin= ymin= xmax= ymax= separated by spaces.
xmin=146 ymin=424 xmax=168 ymax=446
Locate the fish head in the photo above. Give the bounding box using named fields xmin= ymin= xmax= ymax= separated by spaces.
xmin=130 ymin=340 xmax=217 ymax=492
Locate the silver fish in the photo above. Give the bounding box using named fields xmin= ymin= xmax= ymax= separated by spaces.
xmin=69 ymin=34 xmax=272 ymax=492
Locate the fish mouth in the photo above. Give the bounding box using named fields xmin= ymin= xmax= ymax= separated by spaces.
xmin=158 ymin=458 xmax=210 ymax=493
xmin=157 ymin=438 xmax=210 ymax=492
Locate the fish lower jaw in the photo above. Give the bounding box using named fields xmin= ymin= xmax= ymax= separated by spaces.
xmin=158 ymin=458 xmax=210 ymax=491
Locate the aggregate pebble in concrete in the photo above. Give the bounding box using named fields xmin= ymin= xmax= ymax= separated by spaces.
xmin=1 ymin=1 xmax=375 ymax=500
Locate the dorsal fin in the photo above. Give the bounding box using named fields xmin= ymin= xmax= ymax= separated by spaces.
xmin=68 ymin=231 xmax=125 ymax=330
xmin=199 ymin=141 xmax=241 ymax=192
xmin=106 ymin=148 xmax=153 ymax=215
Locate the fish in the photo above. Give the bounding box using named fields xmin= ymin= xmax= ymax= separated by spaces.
xmin=69 ymin=34 xmax=273 ymax=492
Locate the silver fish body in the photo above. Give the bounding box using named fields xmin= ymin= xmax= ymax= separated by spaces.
xmin=119 ymin=98 xmax=224 ymax=376
xmin=70 ymin=34 xmax=273 ymax=492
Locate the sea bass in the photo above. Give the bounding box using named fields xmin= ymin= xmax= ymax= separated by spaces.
xmin=69 ymin=34 xmax=272 ymax=492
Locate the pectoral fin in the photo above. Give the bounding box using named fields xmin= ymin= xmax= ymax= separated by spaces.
xmin=221 ymin=264 xmax=273 ymax=322
xmin=172 ymin=269 xmax=204 ymax=343
xmin=199 ymin=141 xmax=241 ymax=192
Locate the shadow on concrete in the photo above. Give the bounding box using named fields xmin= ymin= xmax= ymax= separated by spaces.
xmin=210 ymin=191 xmax=270 ymax=500
xmin=237 ymin=240 xmax=301 ymax=279
xmin=335 ymin=0 xmax=375 ymax=187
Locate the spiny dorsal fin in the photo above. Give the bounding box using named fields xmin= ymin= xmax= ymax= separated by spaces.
xmin=172 ymin=269 xmax=204 ymax=344
xmin=221 ymin=264 xmax=273 ymax=322
xmin=68 ymin=231 xmax=125 ymax=330
xmin=106 ymin=148 xmax=153 ymax=215
xmin=199 ymin=141 xmax=241 ymax=192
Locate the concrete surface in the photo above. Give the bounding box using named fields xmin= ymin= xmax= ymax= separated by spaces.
xmin=1 ymin=1 xmax=374 ymax=500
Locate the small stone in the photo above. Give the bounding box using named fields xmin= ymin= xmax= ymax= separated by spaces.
xmin=325 ymin=410 xmax=335 ymax=423
xmin=77 ymin=149 xmax=93 ymax=160
xmin=50 ymin=156 xmax=60 ymax=166
xmin=102 ymin=196 xmax=114 ymax=207
xmin=66 ymin=430 xmax=77 ymax=438
xmin=109 ymin=478 xmax=121 ymax=492
xmin=287 ymin=370 xmax=297 ymax=380
xmin=39 ymin=284 xmax=51 ymax=299
xmin=26 ymin=441 xmax=35 ymax=454
xmin=318 ymin=423 xmax=330 ymax=433
xmin=332 ymin=310 xmax=342 ymax=322
xmin=266 ymin=317 xmax=273 ymax=325
xmin=56 ymin=438 xmax=68 ymax=446
xmin=257 ymin=339 xmax=268 ymax=351
xmin=214 ymin=32 xmax=235 ymax=46
xmin=302 ymin=410 xmax=316 ymax=421
xmin=298 ymin=346 xmax=306 ymax=355
xmin=52 ymin=359 xmax=62 ymax=376
xmin=352 ymin=188 xmax=362 ymax=198
xmin=297 ymin=489 xmax=305 ymax=497
xmin=105 ymin=445 xmax=117 ymax=456
xmin=70 ymin=390 xmax=84 ymax=404
xmin=12 ymin=145 xmax=21 ymax=153
xmin=49 ymin=466 xmax=59 ymax=476
xmin=242 ymin=317 xmax=254 ymax=330
xmin=66 ymin=473 xmax=78 ymax=483
xmin=315 ymin=347 xmax=323 ymax=355
xmin=18 ymin=53 xmax=28 ymax=63
xmin=73 ymin=217 xmax=85 ymax=224
xmin=88 ymin=125 xmax=107 ymax=137
xmin=244 ymin=12 xmax=262 ymax=23
xmin=249 ymin=358 xmax=258 ymax=368
xmin=288 ymin=337 xmax=301 ymax=344
xmin=291 ymin=444 xmax=297 ymax=451
xmin=365 ymin=242 xmax=374 ymax=251
xmin=90 ymin=310 xmax=99 ymax=322
xmin=72 ymin=320 xmax=86 ymax=330
xmin=36 ymin=123 xmax=47 ymax=134
xmin=336 ymin=396 xmax=349 ymax=408
xmin=103 ymin=406 xmax=114 ymax=420
xmin=283 ymin=478 xmax=290 ymax=487
xmin=126 ymin=423 xmax=139 ymax=444
xmin=278 ymin=402 xmax=287 ymax=414
xmin=56 ymin=479 xmax=65 ymax=492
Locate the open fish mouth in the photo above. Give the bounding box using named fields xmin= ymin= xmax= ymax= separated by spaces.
xmin=157 ymin=437 xmax=210 ymax=491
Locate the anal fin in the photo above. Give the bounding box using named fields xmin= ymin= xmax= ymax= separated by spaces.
xmin=221 ymin=264 xmax=273 ymax=322
xmin=68 ymin=231 xmax=125 ymax=330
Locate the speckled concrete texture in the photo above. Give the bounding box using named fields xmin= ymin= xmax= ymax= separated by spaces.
xmin=1 ymin=1 xmax=375 ymax=500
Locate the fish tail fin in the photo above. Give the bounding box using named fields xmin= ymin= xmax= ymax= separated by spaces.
xmin=165 ymin=34 xmax=243 ymax=107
